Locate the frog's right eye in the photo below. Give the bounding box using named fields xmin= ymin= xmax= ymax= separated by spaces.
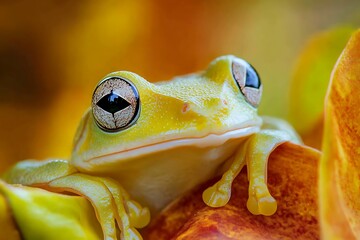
xmin=92 ymin=76 xmax=140 ymax=132
xmin=232 ymin=59 xmax=263 ymax=108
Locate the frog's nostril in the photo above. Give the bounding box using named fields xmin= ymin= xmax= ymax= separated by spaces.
xmin=222 ymin=99 xmax=228 ymax=106
xmin=182 ymin=102 xmax=191 ymax=113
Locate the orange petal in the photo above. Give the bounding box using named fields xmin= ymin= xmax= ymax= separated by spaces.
xmin=143 ymin=143 xmax=320 ymax=240
xmin=319 ymin=29 xmax=360 ymax=238
xmin=288 ymin=27 xmax=354 ymax=149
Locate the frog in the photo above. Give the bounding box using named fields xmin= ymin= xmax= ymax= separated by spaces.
xmin=2 ymin=55 xmax=301 ymax=240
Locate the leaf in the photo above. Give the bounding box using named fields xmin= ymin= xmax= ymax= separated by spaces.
xmin=319 ymin=29 xmax=360 ymax=238
xmin=288 ymin=26 xmax=354 ymax=148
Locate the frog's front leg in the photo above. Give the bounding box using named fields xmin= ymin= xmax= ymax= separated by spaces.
xmin=3 ymin=160 xmax=150 ymax=240
xmin=203 ymin=129 xmax=293 ymax=216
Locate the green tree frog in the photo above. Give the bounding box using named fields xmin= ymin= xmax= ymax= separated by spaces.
xmin=3 ymin=55 xmax=300 ymax=240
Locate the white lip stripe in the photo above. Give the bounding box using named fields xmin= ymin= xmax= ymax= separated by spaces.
xmin=88 ymin=126 xmax=259 ymax=163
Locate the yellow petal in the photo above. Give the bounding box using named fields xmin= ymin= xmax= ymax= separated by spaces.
xmin=0 ymin=191 xmax=21 ymax=240
xmin=0 ymin=180 xmax=102 ymax=240
xmin=144 ymin=142 xmax=320 ymax=239
xmin=319 ymin=29 xmax=360 ymax=238
xmin=289 ymin=26 xmax=354 ymax=148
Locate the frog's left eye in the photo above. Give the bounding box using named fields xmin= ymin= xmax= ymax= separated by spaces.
xmin=232 ymin=59 xmax=263 ymax=107
xmin=92 ymin=77 xmax=140 ymax=132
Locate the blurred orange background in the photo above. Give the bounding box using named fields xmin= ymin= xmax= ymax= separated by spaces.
xmin=0 ymin=0 xmax=359 ymax=171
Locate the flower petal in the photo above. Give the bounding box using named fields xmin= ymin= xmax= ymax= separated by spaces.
xmin=288 ymin=27 xmax=354 ymax=148
xmin=144 ymin=143 xmax=320 ymax=239
xmin=0 ymin=190 xmax=21 ymax=240
xmin=319 ymin=29 xmax=360 ymax=238
xmin=0 ymin=180 xmax=103 ymax=240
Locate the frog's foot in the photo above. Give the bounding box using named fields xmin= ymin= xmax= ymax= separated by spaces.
xmin=247 ymin=181 xmax=277 ymax=216
xmin=244 ymin=130 xmax=291 ymax=216
xmin=202 ymin=177 xmax=232 ymax=207
xmin=3 ymin=160 xmax=150 ymax=239
xmin=96 ymin=178 xmax=150 ymax=229
xmin=203 ymin=148 xmax=247 ymax=208
xmin=49 ymin=174 xmax=150 ymax=240
xmin=126 ymin=199 xmax=151 ymax=228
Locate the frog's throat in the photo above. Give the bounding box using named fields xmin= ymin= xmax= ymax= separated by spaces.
xmin=85 ymin=125 xmax=260 ymax=164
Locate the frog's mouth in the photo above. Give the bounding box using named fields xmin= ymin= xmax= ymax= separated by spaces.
xmin=83 ymin=125 xmax=260 ymax=165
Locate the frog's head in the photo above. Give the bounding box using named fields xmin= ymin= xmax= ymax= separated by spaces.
xmin=71 ymin=55 xmax=263 ymax=171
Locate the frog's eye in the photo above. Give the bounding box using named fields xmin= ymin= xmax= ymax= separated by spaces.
xmin=232 ymin=59 xmax=263 ymax=107
xmin=92 ymin=77 xmax=140 ymax=132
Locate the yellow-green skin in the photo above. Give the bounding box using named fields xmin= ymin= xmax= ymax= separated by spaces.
xmin=73 ymin=56 xmax=261 ymax=210
xmin=3 ymin=55 xmax=300 ymax=240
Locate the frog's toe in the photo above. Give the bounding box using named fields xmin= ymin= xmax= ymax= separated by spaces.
xmin=202 ymin=183 xmax=231 ymax=207
xmin=127 ymin=200 xmax=151 ymax=228
xmin=247 ymin=185 xmax=277 ymax=216
xmin=97 ymin=178 xmax=150 ymax=235
xmin=123 ymin=227 xmax=143 ymax=240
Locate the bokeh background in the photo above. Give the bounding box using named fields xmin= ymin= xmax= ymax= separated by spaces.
xmin=0 ymin=0 xmax=359 ymax=171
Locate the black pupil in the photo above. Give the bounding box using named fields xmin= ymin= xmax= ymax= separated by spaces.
xmin=97 ymin=90 xmax=130 ymax=114
xmin=245 ymin=64 xmax=261 ymax=89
